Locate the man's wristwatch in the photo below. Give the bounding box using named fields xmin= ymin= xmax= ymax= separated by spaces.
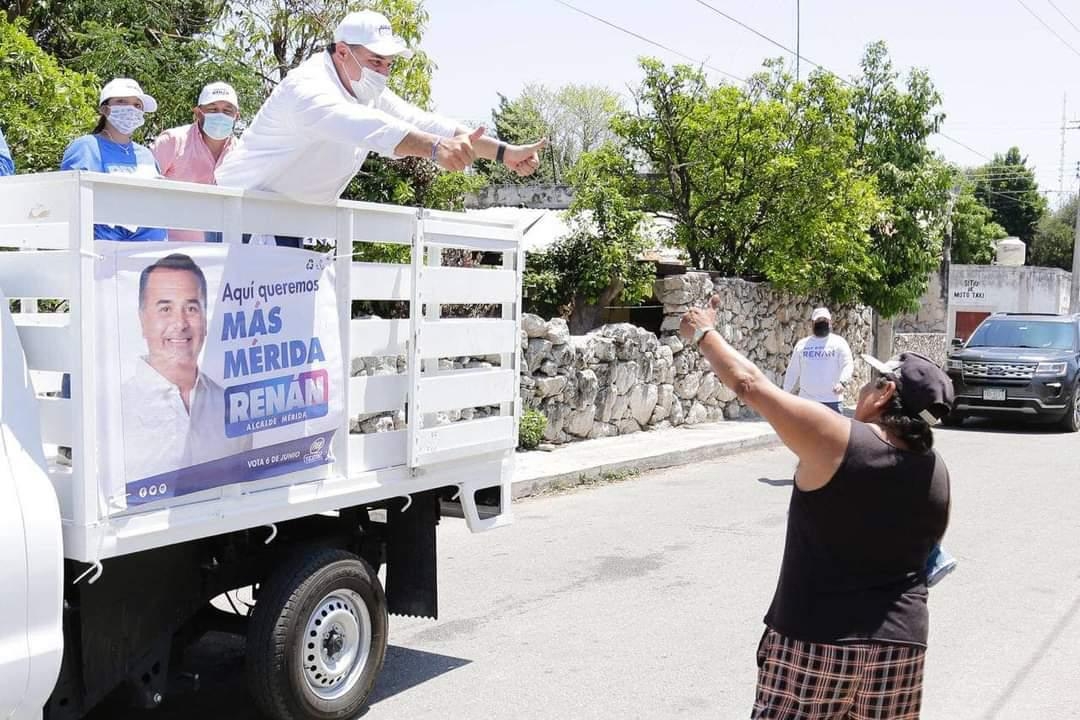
xmin=496 ymin=142 xmax=507 ymax=164
xmin=692 ymin=326 xmax=715 ymax=346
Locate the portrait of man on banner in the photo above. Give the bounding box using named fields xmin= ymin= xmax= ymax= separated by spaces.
xmin=121 ymin=252 xmax=252 ymax=480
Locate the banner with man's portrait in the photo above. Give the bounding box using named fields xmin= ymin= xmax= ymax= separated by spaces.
xmin=94 ymin=242 xmax=343 ymax=513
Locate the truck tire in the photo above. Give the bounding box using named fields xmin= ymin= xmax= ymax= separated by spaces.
xmin=247 ymin=548 xmax=388 ymax=720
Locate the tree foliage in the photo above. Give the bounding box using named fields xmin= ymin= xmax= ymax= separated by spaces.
xmin=2 ymin=0 xmax=223 ymax=60
xmin=0 ymin=16 xmax=98 ymax=172
xmin=848 ymin=41 xmax=953 ymax=316
xmin=969 ymin=147 xmax=1047 ymax=245
xmin=524 ymin=145 xmax=653 ymax=333
xmin=483 ymin=83 xmax=621 ymax=185
xmin=1029 ymin=195 xmax=1076 ymax=271
xmin=610 ymin=57 xmax=879 ymax=303
xmin=948 ymin=181 xmax=1007 ymax=265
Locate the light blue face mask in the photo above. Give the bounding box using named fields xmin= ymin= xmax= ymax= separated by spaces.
xmin=201 ymin=112 xmax=236 ymax=140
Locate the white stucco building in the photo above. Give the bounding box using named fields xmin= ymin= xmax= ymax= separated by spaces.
xmin=947 ymin=264 xmax=1073 ymax=340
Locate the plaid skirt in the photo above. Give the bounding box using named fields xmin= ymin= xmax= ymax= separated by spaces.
xmin=752 ymin=628 xmax=926 ymax=720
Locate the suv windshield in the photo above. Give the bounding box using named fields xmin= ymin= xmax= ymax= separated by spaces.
xmin=967 ymin=319 xmax=1078 ymax=350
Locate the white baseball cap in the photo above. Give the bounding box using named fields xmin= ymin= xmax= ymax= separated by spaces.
xmin=811 ymin=307 xmax=832 ymax=322
xmin=100 ymin=78 xmax=157 ymax=113
xmin=333 ymin=10 xmax=414 ymax=58
xmin=197 ymin=81 xmax=239 ymax=111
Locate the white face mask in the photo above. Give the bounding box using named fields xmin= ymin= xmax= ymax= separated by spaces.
xmin=106 ymin=105 xmax=145 ymax=136
xmin=348 ymin=52 xmax=388 ymax=104
xmin=201 ymin=112 xmax=236 ymax=140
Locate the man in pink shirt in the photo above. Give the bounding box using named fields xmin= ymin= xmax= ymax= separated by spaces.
xmin=152 ymin=82 xmax=241 ymax=241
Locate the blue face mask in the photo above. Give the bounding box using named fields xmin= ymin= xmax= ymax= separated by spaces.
xmin=201 ymin=112 xmax=236 ymax=140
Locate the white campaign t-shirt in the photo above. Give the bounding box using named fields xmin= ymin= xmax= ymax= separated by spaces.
xmin=216 ymin=52 xmax=460 ymax=204
xmin=782 ymin=333 xmax=854 ymax=403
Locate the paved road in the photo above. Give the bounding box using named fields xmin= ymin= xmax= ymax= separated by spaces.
xmin=94 ymin=419 xmax=1080 ymax=719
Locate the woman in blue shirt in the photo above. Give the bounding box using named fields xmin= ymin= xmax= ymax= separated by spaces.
xmin=0 ymin=126 xmax=14 ymax=176
xmin=58 ymin=79 xmax=167 ymax=465
xmin=60 ymin=78 xmax=166 ymax=241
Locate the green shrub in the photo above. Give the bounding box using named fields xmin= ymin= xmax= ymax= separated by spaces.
xmin=518 ymin=409 xmax=547 ymax=450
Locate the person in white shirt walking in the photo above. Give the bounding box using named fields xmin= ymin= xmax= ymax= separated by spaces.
xmin=215 ymin=9 xmax=546 ymax=246
xmin=782 ymin=307 xmax=854 ymax=413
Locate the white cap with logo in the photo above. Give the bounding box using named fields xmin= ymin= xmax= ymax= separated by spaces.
xmin=100 ymin=78 xmax=158 ymax=113
xmin=333 ymin=10 xmax=414 ymax=58
xmin=198 ymin=81 xmax=239 ymax=110
xmin=811 ymin=307 xmax=832 ymax=322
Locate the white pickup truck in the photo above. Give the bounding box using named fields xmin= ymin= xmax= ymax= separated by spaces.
xmin=0 ymin=171 xmax=524 ymax=720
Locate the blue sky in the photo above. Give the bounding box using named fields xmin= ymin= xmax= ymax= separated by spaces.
xmin=418 ymin=0 xmax=1080 ymax=207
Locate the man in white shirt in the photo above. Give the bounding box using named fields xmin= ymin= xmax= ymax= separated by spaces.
xmin=216 ymin=9 xmax=546 ymax=245
xmin=782 ymin=307 xmax=854 ymax=413
xmin=121 ymin=253 xmax=251 ymax=480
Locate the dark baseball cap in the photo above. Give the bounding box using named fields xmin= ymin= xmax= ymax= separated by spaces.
xmin=861 ymin=352 xmax=955 ymax=424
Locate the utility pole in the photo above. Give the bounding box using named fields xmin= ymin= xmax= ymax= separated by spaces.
xmin=1072 ymin=161 xmax=1080 ymax=313
xmin=795 ymin=0 xmax=801 ymax=82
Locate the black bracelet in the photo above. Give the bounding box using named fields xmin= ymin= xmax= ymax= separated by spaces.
xmin=496 ymin=142 xmax=506 ymax=164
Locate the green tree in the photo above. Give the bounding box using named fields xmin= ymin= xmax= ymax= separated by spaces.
xmin=849 ymin=41 xmax=953 ymax=317
xmin=948 ymin=181 xmax=1007 ymax=265
xmin=524 ymin=145 xmax=654 ymax=333
xmin=0 ymin=16 xmax=98 ymax=172
xmin=1029 ymin=195 xmax=1077 ymax=271
xmin=3 ymin=0 xmax=264 ymax=141
xmin=483 ymin=83 xmax=620 ymax=185
xmin=2 ymin=0 xmax=223 ymax=60
xmin=610 ymin=58 xmax=879 ymax=303
xmin=970 ymin=147 xmax=1047 ymax=245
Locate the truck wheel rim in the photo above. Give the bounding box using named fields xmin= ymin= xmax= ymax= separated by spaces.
xmin=301 ymin=590 xmax=372 ymax=700
xmin=1074 ymin=389 xmax=1080 ymax=427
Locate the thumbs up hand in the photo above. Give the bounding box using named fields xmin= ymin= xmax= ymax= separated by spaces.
xmin=434 ymin=126 xmax=486 ymax=171
xmin=503 ymin=138 xmax=548 ymax=177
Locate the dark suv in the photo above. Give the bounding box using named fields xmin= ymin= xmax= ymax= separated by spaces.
xmin=945 ymin=313 xmax=1080 ymax=432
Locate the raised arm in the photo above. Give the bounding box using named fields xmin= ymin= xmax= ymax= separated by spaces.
xmin=378 ymin=90 xmax=546 ymax=175
xmin=681 ymin=298 xmax=851 ymax=491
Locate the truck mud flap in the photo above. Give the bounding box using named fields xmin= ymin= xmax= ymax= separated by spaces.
xmin=385 ymin=490 xmax=439 ymax=619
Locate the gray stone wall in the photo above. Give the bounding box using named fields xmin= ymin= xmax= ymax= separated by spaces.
xmin=519 ymin=272 xmax=875 ymax=444
xmin=465 ymin=184 xmax=574 ymax=210
xmin=892 ymin=333 xmax=948 ymax=368
xmin=893 ymin=267 xmax=948 ymax=334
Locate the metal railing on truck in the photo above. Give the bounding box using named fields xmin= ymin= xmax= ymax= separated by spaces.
xmin=0 ymin=171 xmax=524 ymax=564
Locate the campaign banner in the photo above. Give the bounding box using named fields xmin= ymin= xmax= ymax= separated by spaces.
xmin=94 ymin=242 xmax=343 ymax=511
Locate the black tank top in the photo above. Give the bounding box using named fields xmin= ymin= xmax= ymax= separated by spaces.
xmin=764 ymin=420 xmax=950 ymax=647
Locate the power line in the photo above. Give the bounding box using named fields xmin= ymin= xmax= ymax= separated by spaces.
xmin=1014 ymin=0 xmax=1080 ymax=60
xmin=937 ymin=133 xmax=992 ymax=161
xmin=690 ymin=0 xmax=828 ymax=74
xmin=687 ymin=0 xmax=993 ymax=162
xmin=550 ymin=0 xmax=745 ymax=83
xmin=1046 ymin=0 xmax=1080 ymax=35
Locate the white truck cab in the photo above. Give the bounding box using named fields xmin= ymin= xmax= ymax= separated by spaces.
xmin=0 ymin=171 xmax=525 ymax=720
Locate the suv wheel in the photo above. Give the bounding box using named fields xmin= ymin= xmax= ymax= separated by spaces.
xmin=942 ymin=408 xmax=964 ymax=428
xmin=1060 ymin=385 xmax=1080 ymax=433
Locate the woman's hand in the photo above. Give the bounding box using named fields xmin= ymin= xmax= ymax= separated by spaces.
xmin=679 ymin=295 xmax=721 ymax=342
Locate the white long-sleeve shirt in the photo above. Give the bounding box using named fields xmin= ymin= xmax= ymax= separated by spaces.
xmin=216 ymin=52 xmax=460 ymax=204
xmin=782 ymin=333 xmax=854 ymax=403
xmin=121 ymin=357 xmax=252 ymax=481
